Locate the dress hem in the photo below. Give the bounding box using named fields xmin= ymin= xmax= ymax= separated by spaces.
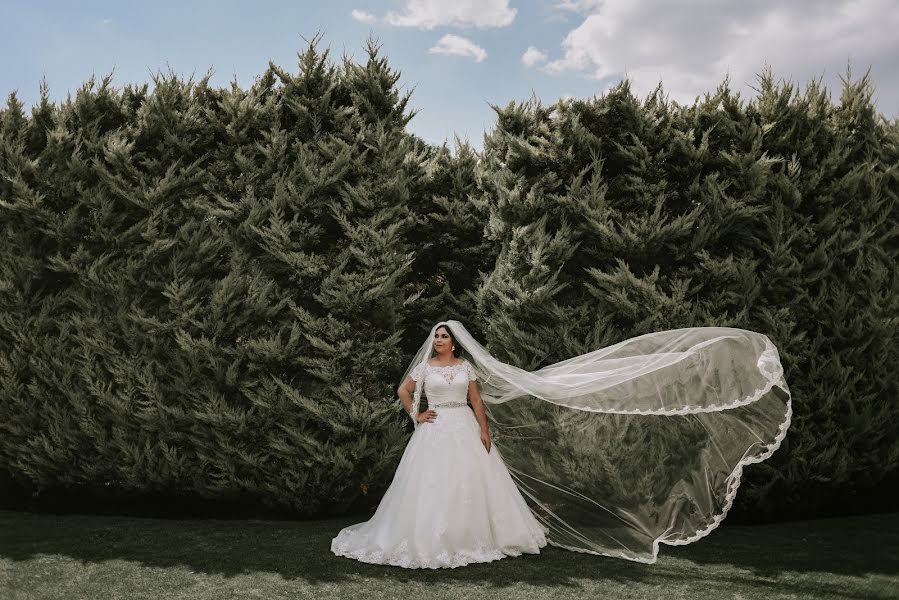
xmin=330 ymin=538 xmax=546 ymax=569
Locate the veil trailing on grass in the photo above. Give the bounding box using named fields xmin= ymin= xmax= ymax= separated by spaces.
xmin=398 ymin=319 xmax=792 ymax=563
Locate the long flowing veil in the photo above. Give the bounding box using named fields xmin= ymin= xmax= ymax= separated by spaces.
xmin=397 ymin=320 xmax=792 ymax=563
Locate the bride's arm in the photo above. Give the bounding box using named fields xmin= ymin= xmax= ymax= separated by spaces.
xmin=468 ymin=381 xmax=489 ymax=434
xmin=398 ymin=376 xmax=417 ymax=419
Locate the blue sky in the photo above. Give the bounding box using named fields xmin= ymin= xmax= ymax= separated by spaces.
xmin=2 ymin=1 xmax=898 ymax=153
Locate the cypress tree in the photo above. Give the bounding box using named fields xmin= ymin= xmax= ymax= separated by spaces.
xmin=406 ymin=137 xmax=493 ymax=346
xmin=269 ymin=34 xmax=427 ymax=513
xmin=0 ymin=34 xmax=429 ymax=517
xmin=1 ymin=42 xmax=896 ymax=522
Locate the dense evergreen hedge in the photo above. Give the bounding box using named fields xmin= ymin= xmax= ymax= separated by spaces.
xmin=474 ymin=71 xmax=898 ymax=520
xmin=1 ymin=36 xmax=895 ymax=521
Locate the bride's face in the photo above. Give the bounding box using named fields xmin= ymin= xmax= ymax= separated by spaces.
xmin=433 ymin=327 xmax=453 ymax=353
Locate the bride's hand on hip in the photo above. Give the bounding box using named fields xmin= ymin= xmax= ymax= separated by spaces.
xmin=417 ymin=409 xmax=437 ymax=423
xmin=480 ymin=430 xmax=491 ymax=453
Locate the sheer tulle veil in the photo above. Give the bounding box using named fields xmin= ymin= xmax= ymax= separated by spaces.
xmin=397 ymin=320 xmax=792 ymax=563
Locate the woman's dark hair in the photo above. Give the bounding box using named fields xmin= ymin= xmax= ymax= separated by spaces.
xmin=434 ymin=323 xmax=461 ymax=358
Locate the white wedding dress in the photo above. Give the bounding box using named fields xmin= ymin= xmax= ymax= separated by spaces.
xmin=330 ymin=358 xmax=549 ymax=569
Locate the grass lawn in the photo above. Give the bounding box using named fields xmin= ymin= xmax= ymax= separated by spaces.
xmin=0 ymin=508 xmax=896 ymax=599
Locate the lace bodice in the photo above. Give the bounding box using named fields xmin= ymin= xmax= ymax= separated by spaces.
xmin=410 ymin=359 xmax=477 ymax=406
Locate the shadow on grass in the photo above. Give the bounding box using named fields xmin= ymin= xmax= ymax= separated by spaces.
xmin=0 ymin=509 xmax=896 ymax=599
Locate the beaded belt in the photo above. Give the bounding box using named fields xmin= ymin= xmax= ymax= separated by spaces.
xmin=431 ymin=401 xmax=470 ymax=409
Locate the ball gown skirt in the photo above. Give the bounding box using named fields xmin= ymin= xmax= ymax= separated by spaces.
xmin=331 ymin=361 xmax=548 ymax=569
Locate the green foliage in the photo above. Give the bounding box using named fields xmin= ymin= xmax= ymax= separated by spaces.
xmin=403 ymin=136 xmax=495 ymax=349
xmin=474 ymin=67 xmax=897 ymax=520
xmin=0 ymin=33 xmax=423 ymax=517
xmin=0 ymin=39 xmax=895 ymax=521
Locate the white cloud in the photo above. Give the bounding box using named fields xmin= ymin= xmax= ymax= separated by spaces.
xmin=429 ymin=34 xmax=487 ymax=62
xmin=384 ymin=0 xmax=516 ymax=29
xmin=351 ymin=9 xmax=377 ymax=24
xmin=522 ymin=46 xmax=548 ymax=67
xmin=553 ymin=0 xmax=602 ymax=13
xmin=542 ymin=0 xmax=899 ymax=115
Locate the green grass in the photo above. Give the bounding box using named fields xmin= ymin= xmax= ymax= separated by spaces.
xmin=0 ymin=509 xmax=896 ymax=600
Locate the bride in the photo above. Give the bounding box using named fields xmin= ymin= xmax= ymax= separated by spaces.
xmin=331 ymin=319 xmax=791 ymax=568
xmin=331 ymin=322 xmax=548 ymax=569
